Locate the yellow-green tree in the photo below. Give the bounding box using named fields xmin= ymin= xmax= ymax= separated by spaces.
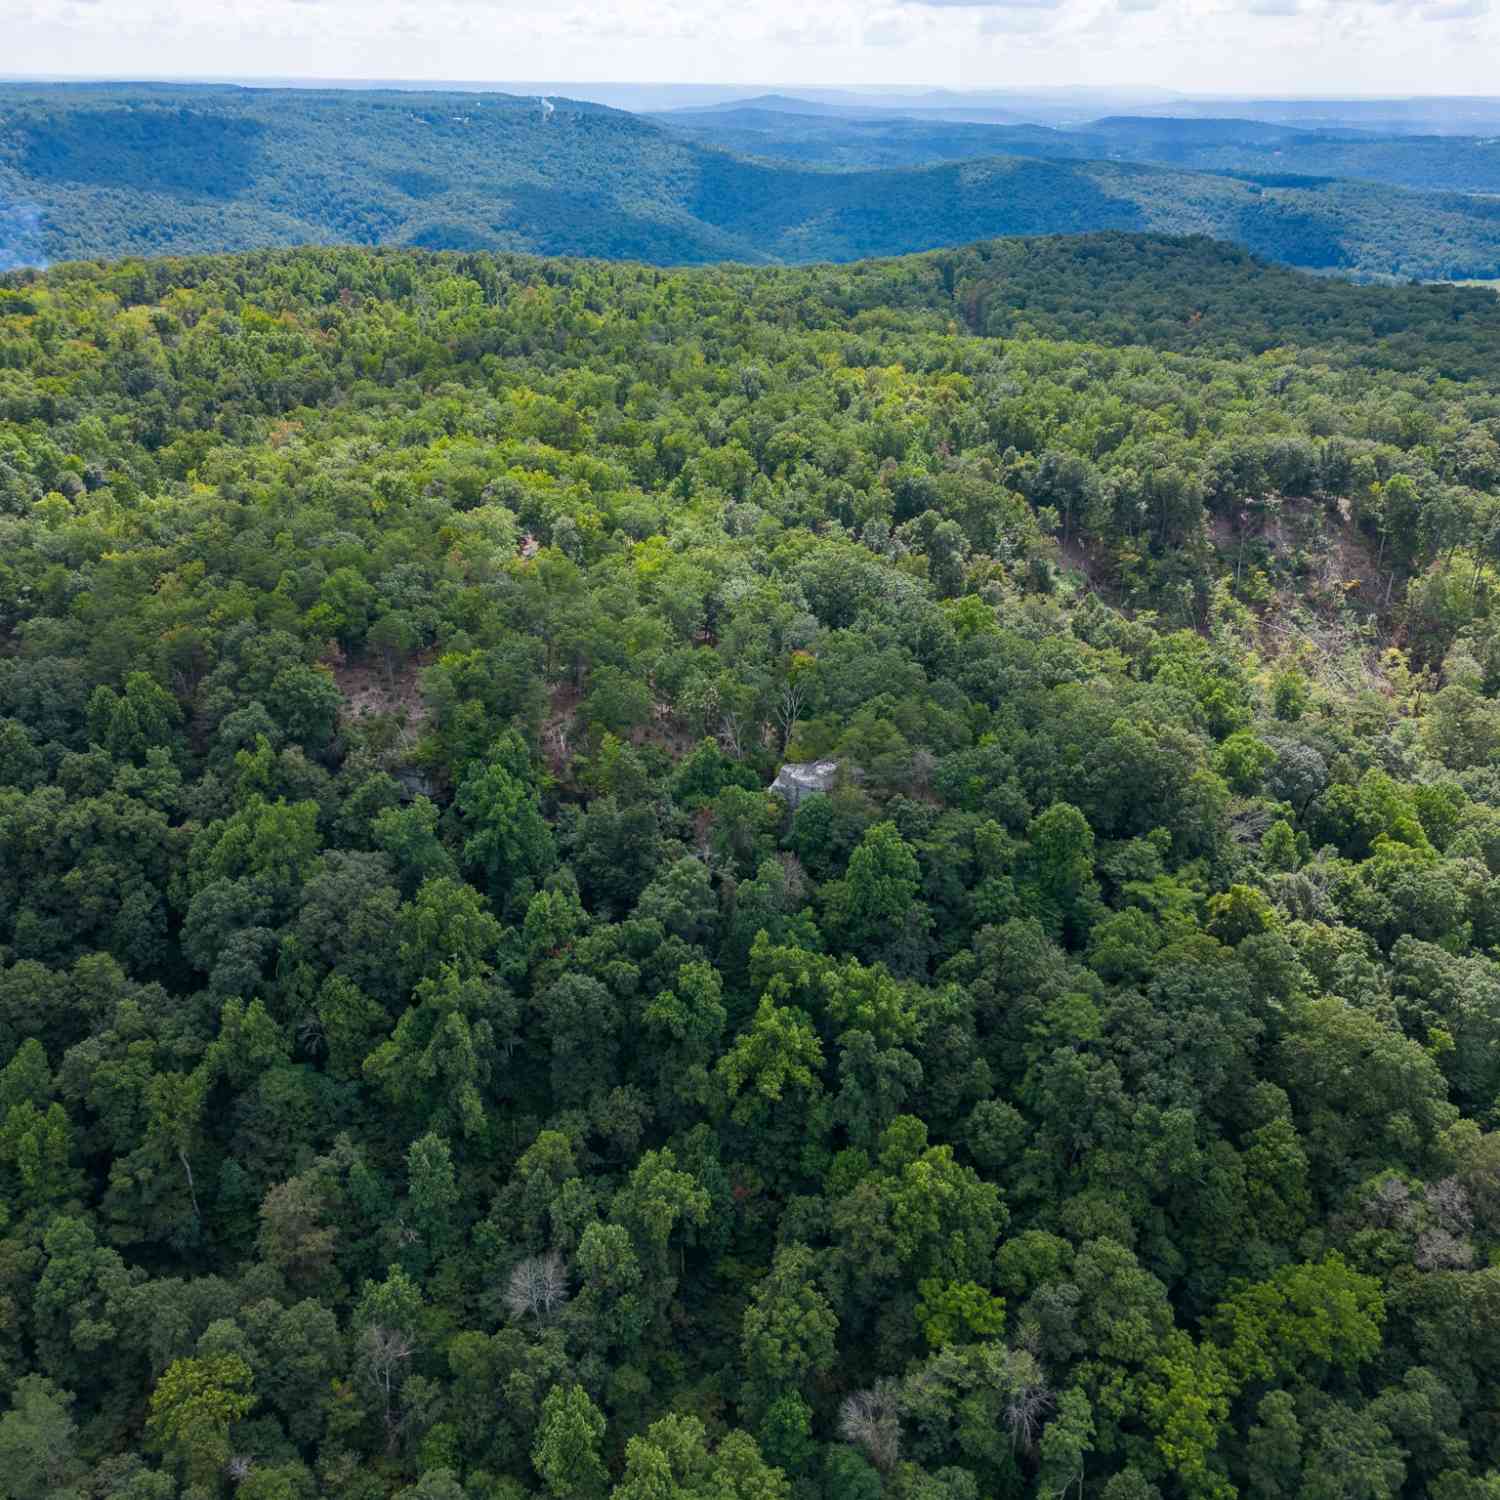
xmin=147 ymin=1354 xmax=255 ymax=1486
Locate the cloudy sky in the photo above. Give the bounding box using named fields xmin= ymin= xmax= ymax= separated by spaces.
xmin=4 ymin=0 xmax=1496 ymax=97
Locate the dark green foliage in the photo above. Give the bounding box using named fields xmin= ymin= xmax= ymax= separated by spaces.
xmin=2 ymin=235 xmax=1500 ymax=1498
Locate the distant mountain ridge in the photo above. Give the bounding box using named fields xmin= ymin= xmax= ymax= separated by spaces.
xmin=6 ymin=82 xmax=1500 ymax=279
xmin=656 ymin=103 xmax=1500 ymax=197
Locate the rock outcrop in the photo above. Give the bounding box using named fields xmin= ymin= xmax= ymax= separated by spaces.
xmin=770 ymin=760 xmax=839 ymax=808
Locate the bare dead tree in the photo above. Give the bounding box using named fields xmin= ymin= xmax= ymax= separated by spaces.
xmin=178 ymin=1147 xmax=201 ymax=1222
xmin=775 ymin=678 xmax=806 ymax=754
xmin=1415 ymin=1227 xmax=1475 ymax=1271
xmin=777 ymin=850 xmax=808 ymax=907
xmin=358 ymin=1324 xmax=416 ymax=1456
xmin=1425 ymin=1176 xmax=1474 ymax=1235
xmin=1005 ymin=1385 xmax=1056 ymax=1455
xmin=1363 ymin=1175 xmax=1415 ymax=1229
xmin=909 ymin=747 xmax=938 ymax=794
xmin=839 ymin=1382 xmax=902 ymax=1473
xmin=718 ymin=709 xmax=745 ymax=759
xmin=503 ymin=1250 xmax=570 ymax=1323
xmin=225 ymin=1456 xmax=254 ymax=1486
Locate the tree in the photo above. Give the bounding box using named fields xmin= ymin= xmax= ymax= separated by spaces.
xmin=635 ymin=857 xmax=719 ymax=947
xmin=405 ymin=1131 xmax=459 ymax=1259
xmin=240 ymin=1296 xmax=342 ymax=1449
xmin=537 ymin=972 xmax=620 ymax=1108
xmin=1300 ymin=1400 xmax=1405 ymax=1500
xmin=364 ymin=962 xmax=510 ymax=1138
xmin=0 ymin=1098 xmax=78 ymax=1213
xmin=1023 ymin=802 xmax=1099 ymax=946
xmin=395 ymin=875 xmax=505 ymax=984
xmin=615 ymin=1415 xmax=790 ymax=1500
xmin=372 ymin=798 xmax=458 ymax=896
xmin=1142 ymin=1333 xmax=1235 ymax=1498
xmin=1245 ymin=1390 xmax=1303 ymax=1500
xmin=569 ymin=1220 xmax=647 ymax=1355
xmin=610 ymin=1148 xmax=711 ymax=1291
xmin=394 ymin=1471 xmax=467 ymax=1500
xmin=455 ymin=731 xmax=555 ymax=908
xmin=86 ymin=672 xmax=181 ymax=762
xmin=915 ymin=1278 xmax=1007 ymax=1349
xmin=0 ymin=1376 xmax=84 ymax=1499
xmin=504 ymin=1250 xmax=569 ymax=1324
xmin=716 ymin=1000 xmax=824 ymax=1127
xmin=1037 ymin=1385 xmax=1095 ymax=1500
xmin=257 ymin=1172 xmax=339 ymax=1290
xmin=1215 ymin=729 xmax=1276 ymax=793
xmin=533 ymin=1383 xmax=608 ymax=1500
xmin=831 ymin=820 xmax=927 ymax=962
xmin=876 ymin=1117 xmax=1007 ymax=1285
xmin=741 ymin=1244 xmax=838 ymax=1418
xmin=268 ymin=663 xmax=343 ymax=750
xmin=146 ymin=1354 xmax=256 ymax=1487
xmin=1212 ymin=1254 xmax=1384 ymax=1386
xmin=354 ymin=1265 xmax=423 ymax=1456
xmin=642 ymin=960 xmax=727 ymax=1123
xmin=369 ymin=610 xmax=420 ymax=684
xmin=838 ymin=1383 xmax=902 ymax=1474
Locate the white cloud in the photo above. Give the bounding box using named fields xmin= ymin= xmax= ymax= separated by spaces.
xmin=1 ymin=0 xmax=1497 ymax=93
xmin=1418 ymin=0 xmax=1487 ymax=18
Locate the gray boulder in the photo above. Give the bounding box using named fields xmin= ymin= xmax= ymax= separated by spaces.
xmin=770 ymin=760 xmax=839 ymax=808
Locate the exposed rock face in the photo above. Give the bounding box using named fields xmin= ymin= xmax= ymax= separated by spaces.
xmin=770 ymin=760 xmax=839 ymax=808
xmin=395 ymin=767 xmax=438 ymax=801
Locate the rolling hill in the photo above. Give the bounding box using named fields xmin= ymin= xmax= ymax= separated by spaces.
xmin=6 ymin=83 xmax=1500 ymax=279
xmin=657 ymin=103 xmax=1500 ymax=198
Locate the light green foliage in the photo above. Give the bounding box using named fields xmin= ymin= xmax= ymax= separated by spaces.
xmin=716 ymin=998 xmax=825 ymax=1126
xmin=616 ymin=1416 xmax=789 ymax=1499
xmin=1143 ymin=1333 xmax=1236 ymax=1498
xmin=533 ymin=1384 xmax=609 ymax=1500
xmin=741 ymin=1244 xmax=839 ymax=1415
xmin=1215 ymin=731 xmax=1276 ymax=794
xmin=1212 ymin=1254 xmax=1385 ymax=1385
xmin=146 ymin=1353 xmax=256 ymax=1484
xmin=914 ymin=1278 xmax=1007 ymax=1349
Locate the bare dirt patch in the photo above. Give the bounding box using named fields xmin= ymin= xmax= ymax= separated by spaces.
xmin=331 ymin=650 xmax=433 ymax=731
xmin=542 ymin=682 xmax=582 ymax=778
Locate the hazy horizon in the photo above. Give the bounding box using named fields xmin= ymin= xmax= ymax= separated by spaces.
xmin=6 ymin=73 xmax=1500 ymax=102
xmin=5 ymin=0 xmax=1498 ymax=100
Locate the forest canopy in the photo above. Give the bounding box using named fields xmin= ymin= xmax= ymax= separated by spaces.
xmin=3 ymin=236 xmax=1500 ymax=1498
xmin=8 ymin=83 xmax=1500 ymax=281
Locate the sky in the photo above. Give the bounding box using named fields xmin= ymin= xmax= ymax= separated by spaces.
xmin=3 ymin=0 xmax=1497 ymax=98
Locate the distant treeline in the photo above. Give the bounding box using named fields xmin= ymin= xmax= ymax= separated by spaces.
xmin=7 ymin=84 xmax=1500 ymax=279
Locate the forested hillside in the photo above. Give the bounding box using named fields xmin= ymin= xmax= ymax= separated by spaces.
xmin=5 ymin=237 xmax=1500 ymax=1497
xmin=657 ymin=105 xmax=1500 ymax=197
xmin=8 ymin=84 xmax=1500 ymax=280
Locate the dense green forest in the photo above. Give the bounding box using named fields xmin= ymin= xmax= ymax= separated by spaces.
xmin=656 ymin=105 xmax=1500 ymax=197
xmin=5 ymin=233 xmax=1500 ymax=1497
xmin=8 ymin=84 xmax=1500 ymax=280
